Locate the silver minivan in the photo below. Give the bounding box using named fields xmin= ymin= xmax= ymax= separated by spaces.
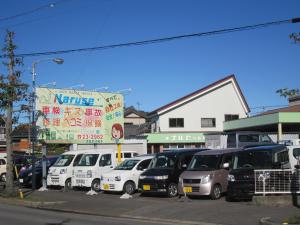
xmin=178 ymin=149 xmax=241 ymax=199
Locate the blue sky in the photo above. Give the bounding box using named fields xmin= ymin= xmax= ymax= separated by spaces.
xmin=0 ymin=0 xmax=299 ymax=114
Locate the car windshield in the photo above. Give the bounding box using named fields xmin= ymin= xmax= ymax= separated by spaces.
xmin=233 ymin=150 xmax=273 ymax=169
xmin=187 ymin=155 xmax=221 ymax=171
xmin=114 ymin=159 xmax=140 ymax=170
xmin=150 ymin=154 xmax=176 ymax=169
xmin=77 ymin=154 xmax=99 ymax=166
xmin=53 ymin=154 xmax=75 ymax=167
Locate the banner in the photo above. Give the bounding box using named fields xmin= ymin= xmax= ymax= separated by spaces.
xmin=36 ymin=88 xmax=124 ymax=144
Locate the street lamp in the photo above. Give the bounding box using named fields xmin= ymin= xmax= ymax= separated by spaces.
xmin=31 ymin=58 xmax=64 ymax=190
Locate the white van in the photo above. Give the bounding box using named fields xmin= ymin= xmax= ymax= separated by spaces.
xmin=287 ymin=145 xmax=300 ymax=169
xmin=0 ymin=157 xmax=6 ymax=182
xmin=71 ymin=149 xmax=117 ymax=192
xmin=101 ymin=155 xmax=153 ymax=195
xmin=47 ymin=150 xmax=88 ymax=190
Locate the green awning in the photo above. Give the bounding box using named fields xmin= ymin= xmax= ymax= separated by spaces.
xmin=224 ymin=112 xmax=300 ymax=131
xmin=147 ymin=132 xmax=205 ymax=144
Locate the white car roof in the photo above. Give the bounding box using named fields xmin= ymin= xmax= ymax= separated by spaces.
xmin=124 ymin=155 xmax=154 ymax=161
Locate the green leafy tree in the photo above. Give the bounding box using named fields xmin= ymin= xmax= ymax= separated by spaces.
xmin=290 ymin=32 xmax=300 ymax=44
xmin=0 ymin=30 xmax=28 ymax=196
xmin=276 ymin=88 xmax=300 ymax=98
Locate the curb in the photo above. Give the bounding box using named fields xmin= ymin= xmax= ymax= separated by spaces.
xmin=0 ymin=197 xmax=65 ymax=207
xmin=27 ymin=204 xmax=224 ymax=225
xmin=253 ymin=196 xmax=300 ymax=207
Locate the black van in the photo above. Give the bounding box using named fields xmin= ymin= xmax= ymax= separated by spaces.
xmin=138 ymin=149 xmax=207 ymax=197
xmin=226 ymin=144 xmax=289 ymax=201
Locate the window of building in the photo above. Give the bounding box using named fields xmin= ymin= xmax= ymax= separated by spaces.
xmin=163 ymin=144 xmax=169 ymax=149
xmin=227 ymin=134 xmax=237 ymax=148
xmin=201 ymin=118 xmax=216 ymax=128
xmin=238 ymin=134 xmax=259 ymax=143
xmin=178 ymin=144 xmax=184 ymax=148
xmin=169 ymin=144 xmax=178 ymax=149
xmin=225 ymin=114 xmax=239 ymax=122
xmin=169 ymin=118 xmax=184 ymax=128
xmin=184 ymin=144 xmax=192 ymax=149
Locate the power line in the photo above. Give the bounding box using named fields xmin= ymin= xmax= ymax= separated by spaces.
xmin=0 ymin=0 xmax=70 ymax=22
xmin=1 ymin=17 xmax=300 ymax=58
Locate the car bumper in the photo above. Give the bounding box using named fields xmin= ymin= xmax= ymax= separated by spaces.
xmin=178 ymin=181 xmax=212 ymax=196
xmin=139 ymin=179 xmax=168 ymax=193
xmin=47 ymin=175 xmax=66 ymax=187
xmin=227 ymin=182 xmax=254 ymax=200
xmin=101 ymin=181 xmax=123 ymax=192
xmin=18 ymin=177 xmax=33 ymax=187
xmin=71 ymin=177 xmax=92 ymax=188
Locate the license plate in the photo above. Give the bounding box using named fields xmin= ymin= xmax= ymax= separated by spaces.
xmin=183 ymin=187 xmax=192 ymax=193
xmin=143 ymin=185 xmax=150 ymax=191
xmin=19 ymin=179 xmax=23 ymax=183
xmin=76 ymin=179 xmax=85 ymax=184
xmin=103 ymin=184 xmax=109 ymax=190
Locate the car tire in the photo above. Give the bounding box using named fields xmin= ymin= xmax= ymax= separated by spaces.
xmin=210 ymin=184 xmax=222 ymax=200
xmin=1 ymin=173 xmax=6 ymax=182
xmin=123 ymin=181 xmax=136 ymax=195
xmin=91 ymin=179 xmax=101 ymax=192
xmin=167 ymin=183 xmax=178 ymax=198
xmin=64 ymin=178 xmax=72 ymax=191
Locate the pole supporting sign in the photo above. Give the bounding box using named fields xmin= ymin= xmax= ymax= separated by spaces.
xmin=36 ymin=88 xmax=124 ymax=144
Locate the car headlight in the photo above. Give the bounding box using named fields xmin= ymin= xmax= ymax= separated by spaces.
xmin=60 ymin=169 xmax=67 ymax=174
xmin=228 ymin=174 xmax=236 ymax=182
xmin=87 ymin=170 xmax=92 ymax=178
xmin=139 ymin=175 xmax=146 ymax=179
xmin=201 ymin=174 xmax=213 ymax=184
xmin=28 ymin=172 xmax=32 ymax=177
xmin=154 ymin=175 xmax=168 ymax=180
xmin=115 ymin=176 xmax=121 ymax=181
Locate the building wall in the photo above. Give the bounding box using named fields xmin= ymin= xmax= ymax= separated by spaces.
xmin=157 ymin=82 xmax=247 ymax=132
xmin=125 ymin=113 xmax=146 ymax=125
xmin=70 ymin=139 xmax=147 ymax=155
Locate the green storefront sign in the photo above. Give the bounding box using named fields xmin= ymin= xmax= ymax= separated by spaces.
xmin=147 ymin=133 xmax=205 ymax=144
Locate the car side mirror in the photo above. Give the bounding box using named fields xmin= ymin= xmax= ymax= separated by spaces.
xmin=295 ymin=165 xmax=300 ymax=169
xmin=223 ymin=163 xmax=229 ymax=169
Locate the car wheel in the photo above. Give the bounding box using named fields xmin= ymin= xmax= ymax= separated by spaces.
xmin=210 ymin=184 xmax=222 ymax=200
xmin=64 ymin=178 xmax=72 ymax=191
xmin=91 ymin=179 xmax=101 ymax=192
xmin=123 ymin=181 xmax=136 ymax=195
xmin=167 ymin=183 xmax=178 ymax=198
xmin=1 ymin=173 xmax=6 ymax=182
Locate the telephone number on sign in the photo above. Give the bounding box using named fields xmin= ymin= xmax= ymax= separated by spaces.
xmin=77 ymin=134 xmax=104 ymax=139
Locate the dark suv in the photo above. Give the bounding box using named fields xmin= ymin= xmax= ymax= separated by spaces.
xmin=138 ymin=149 xmax=207 ymax=197
xmin=226 ymin=144 xmax=289 ymax=201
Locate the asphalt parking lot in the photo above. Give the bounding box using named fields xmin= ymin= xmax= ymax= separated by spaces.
xmin=13 ymin=187 xmax=298 ymax=225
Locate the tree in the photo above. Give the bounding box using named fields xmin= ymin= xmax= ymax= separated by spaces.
xmin=0 ymin=30 xmax=28 ymax=196
xmin=290 ymin=32 xmax=300 ymax=44
xmin=276 ymin=88 xmax=300 ymax=98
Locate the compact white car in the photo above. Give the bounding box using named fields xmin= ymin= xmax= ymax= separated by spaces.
xmin=101 ymin=155 xmax=154 ymax=195
xmin=47 ymin=150 xmax=89 ymax=190
xmin=0 ymin=157 xmax=6 ymax=182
